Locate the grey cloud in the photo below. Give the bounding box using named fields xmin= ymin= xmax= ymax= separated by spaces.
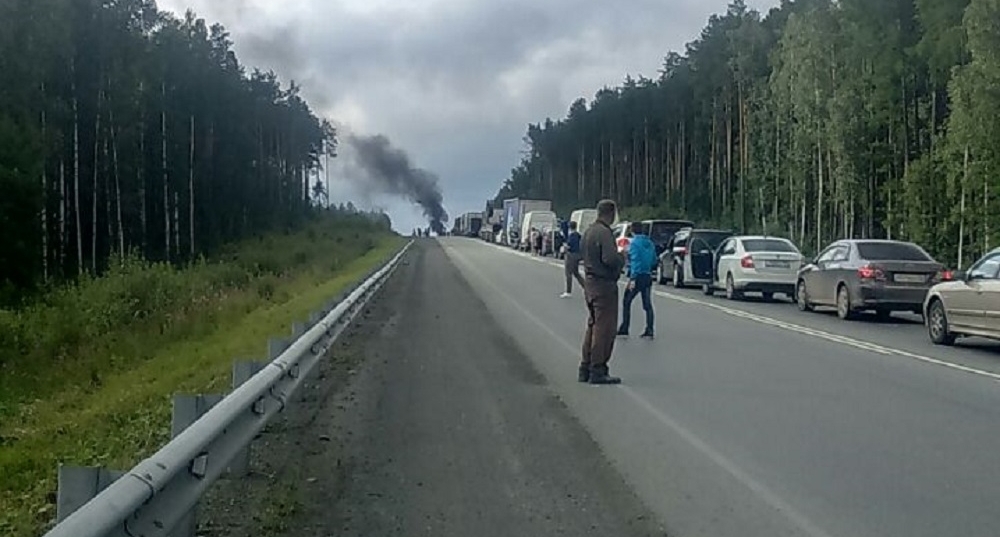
xmin=157 ymin=0 xmax=779 ymax=231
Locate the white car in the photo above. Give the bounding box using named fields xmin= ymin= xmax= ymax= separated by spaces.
xmin=702 ymin=236 xmax=804 ymax=301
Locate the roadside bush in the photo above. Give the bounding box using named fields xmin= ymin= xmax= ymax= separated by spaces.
xmin=255 ymin=275 xmax=279 ymax=300
xmin=0 ymin=213 xmax=394 ymax=415
xmin=0 ymin=308 xmax=24 ymax=371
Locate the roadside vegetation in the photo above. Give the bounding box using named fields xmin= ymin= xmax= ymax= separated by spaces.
xmin=0 ymin=211 xmax=402 ymax=537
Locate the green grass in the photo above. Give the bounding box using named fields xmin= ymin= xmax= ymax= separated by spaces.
xmin=0 ymin=214 xmax=404 ymax=537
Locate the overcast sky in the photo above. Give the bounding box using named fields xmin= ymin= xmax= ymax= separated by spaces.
xmin=158 ymin=0 xmax=778 ymax=232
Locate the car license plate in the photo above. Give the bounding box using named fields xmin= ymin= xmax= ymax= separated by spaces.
xmin=893 ymin=273 xmax=925 ymax=284
xmin=765 ymin=260 xmax=790 ymax=268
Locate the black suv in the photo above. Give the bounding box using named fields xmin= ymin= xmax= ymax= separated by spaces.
xmin=658 ymin=227 xmax=734 ymax=287
xmin=641 ymin=219 xmax=695 ymax=257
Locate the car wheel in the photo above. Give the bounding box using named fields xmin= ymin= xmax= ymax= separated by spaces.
xmin=927 ymin=299 xmax=957 ymax=346
xmin=796 ymin=280 xmax=813 ymax=312
xmin=725 ymin=274 xmax=742 ymax=300
xmin=702 ymin=282 xmax=714 ymax=296
xmin=762 ymin=292 xmax=774 ymax=302
xmin=836 ymin=284 xmax=855 ymax=321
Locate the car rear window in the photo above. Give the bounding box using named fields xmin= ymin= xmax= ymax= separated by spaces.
xmin=648 ymin=222 xmax=693 ymax=243
xmin=692 ymin=232 xmax=731 ymax=250
xmin=856 ymin=242 xmax=931 ymax=261
xmin=743 ymin=239 xmax=798 ymax=253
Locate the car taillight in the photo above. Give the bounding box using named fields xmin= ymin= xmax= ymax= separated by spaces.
xmin=858 ymin=265 xmax=885 ymax=281
xmin=933 ymin=270 xmax=954 ymax=282
xmin=740 ymin=255 xmax=754 ymax=269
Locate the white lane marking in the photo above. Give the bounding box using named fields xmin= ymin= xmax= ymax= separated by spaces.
xmin=477 ymin=239 xmax=1000 ymax=384
xmin=444 ymin=242 xmax=835 ymax=537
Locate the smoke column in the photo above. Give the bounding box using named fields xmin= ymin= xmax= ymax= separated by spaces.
xmin=345 ymin=134 xmax=449 ymax=234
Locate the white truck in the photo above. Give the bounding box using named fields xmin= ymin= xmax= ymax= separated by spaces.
xmin=456 ymin=212 xmax=484 ymax=237
xmin=501 ymin=198 xmax=552 ymax=247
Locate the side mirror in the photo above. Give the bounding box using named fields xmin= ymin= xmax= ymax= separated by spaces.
xmin=952 ymin=270 xmax=967 ymax=281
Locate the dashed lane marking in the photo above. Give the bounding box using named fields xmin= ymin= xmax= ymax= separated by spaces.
xmin=470 ymin=239 xmax=1000 ymax=384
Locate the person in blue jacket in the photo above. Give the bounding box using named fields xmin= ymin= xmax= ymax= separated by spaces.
xmin=560 ymin=221 xmax=585 ymax=297
xmin=618 ymin=221 xmax=656 ymax=338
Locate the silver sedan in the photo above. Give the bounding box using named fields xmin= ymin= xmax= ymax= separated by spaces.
xmin=925 ymin=248 xmax=1000 ymax=345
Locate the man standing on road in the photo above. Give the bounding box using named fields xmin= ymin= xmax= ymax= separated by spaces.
xmin=618 ymin=221 xmax=656 ymax=339
xmin=560 ymin=221 xmax=585 ymax=298
xmin=580 ymin=199 xmax=625 ymax=385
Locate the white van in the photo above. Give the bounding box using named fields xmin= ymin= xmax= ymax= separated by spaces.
xmin=520 ymin=210 xmax=558 ymax=250
xmin=570 ymin=209 xmax=598 ymax=233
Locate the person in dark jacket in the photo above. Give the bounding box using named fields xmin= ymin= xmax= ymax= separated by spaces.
xmin=580 ymin=199 xmax=625 ymax=385
xmin=560 ymin=221 xmax=585 ymax=298
xmin=618 ymin=221 xmax=657 ymax=338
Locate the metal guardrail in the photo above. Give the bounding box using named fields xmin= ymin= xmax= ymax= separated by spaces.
xmin=42 ymin=240 xmax=414 ymax=537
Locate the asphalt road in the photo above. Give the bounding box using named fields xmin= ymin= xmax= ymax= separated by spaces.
xmin=206 ymin=239 xmax=667 ymax=537
xmin=441 ymin=237 xmax=1000 ymax=537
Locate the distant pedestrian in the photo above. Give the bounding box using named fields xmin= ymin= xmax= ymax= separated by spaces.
xmin=580 ymin=199 xmax=625 ymax=385
xmin=533 ymin=228 xmax=544 ymax=255
xmin=560 ymin=221 xmax=585 ymax=298
xmin=618 ymin=221 xmax=656 ymax=339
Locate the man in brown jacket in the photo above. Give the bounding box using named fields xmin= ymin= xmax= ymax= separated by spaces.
xmin=580 ymin=199 xmax=625 ymax=385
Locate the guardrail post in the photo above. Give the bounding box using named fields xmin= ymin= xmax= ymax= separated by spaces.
xmin=229 ymin=359 xmax=266 ymax=477
xmin=171 ymin=394 xmax=224 ymax=537
xmin=56 ymin=465 xmax=126 ymax=523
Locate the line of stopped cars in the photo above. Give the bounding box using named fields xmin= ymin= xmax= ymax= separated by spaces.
xmin=616 ymin=224 xmax=1000 ymax=347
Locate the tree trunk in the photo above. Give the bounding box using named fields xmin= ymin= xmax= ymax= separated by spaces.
xmin=984 ymin=169 xmax=990 ymax=252
xmin=710 ymin=109 xmax=717 ymax=218
xmin=73 ymin=92 xmax=83 ymax=275
xmin=726 ymin=98 xmax=733 ymax=216
xmin=189 ymin=114 xmax=196 ymax=257
xmin=174 ymin=190 xmax=181 ymax=256
xmin=162 ymin=82 xmax=171 ymax=261
xmin=111 ymin=119 xmax=124 ymax=261
xmin=817 ymin=136 xmax=824 ymax=253
xmin=92 ymin=89 xmax=102 ymax=273
xmin=959 ymin=145 xmax=968 ymax=268
xmin=644 ymin=118 xmax=650 ymax=202
xmin=40 ymin=93 xmax=48 ymax=282
xmin=104 ymin=128 xmax=112 ymax=264
xmin=827 ymin=145 xmax=835 ymax=238
xmin=139 ymin=82 xmax=147 ymax=255
xmin=59 ymin=159 xmax=66 ymax=272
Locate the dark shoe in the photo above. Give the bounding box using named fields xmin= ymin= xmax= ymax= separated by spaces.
xmin=640 ymin=331 xmax=654 ymax=339
xmin=616 ymin=328 xmax=629 ymax=337
xmin=589 ymin=366 xmax=621 ymax=385
xmin=577 ymin=367 xmax=590 ymax=383
xmin=589 ymin=372 xmax=622 ymax=385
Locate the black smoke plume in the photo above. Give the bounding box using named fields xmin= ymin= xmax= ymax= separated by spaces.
xmin=345 ymin=134 xmax=448 ymax=234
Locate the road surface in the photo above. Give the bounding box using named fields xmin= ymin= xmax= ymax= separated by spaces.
xmin=204 ymin=238 xmax=1000 ymax=537
xmin=441 ymin=237 xmax=1000 ymax=537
